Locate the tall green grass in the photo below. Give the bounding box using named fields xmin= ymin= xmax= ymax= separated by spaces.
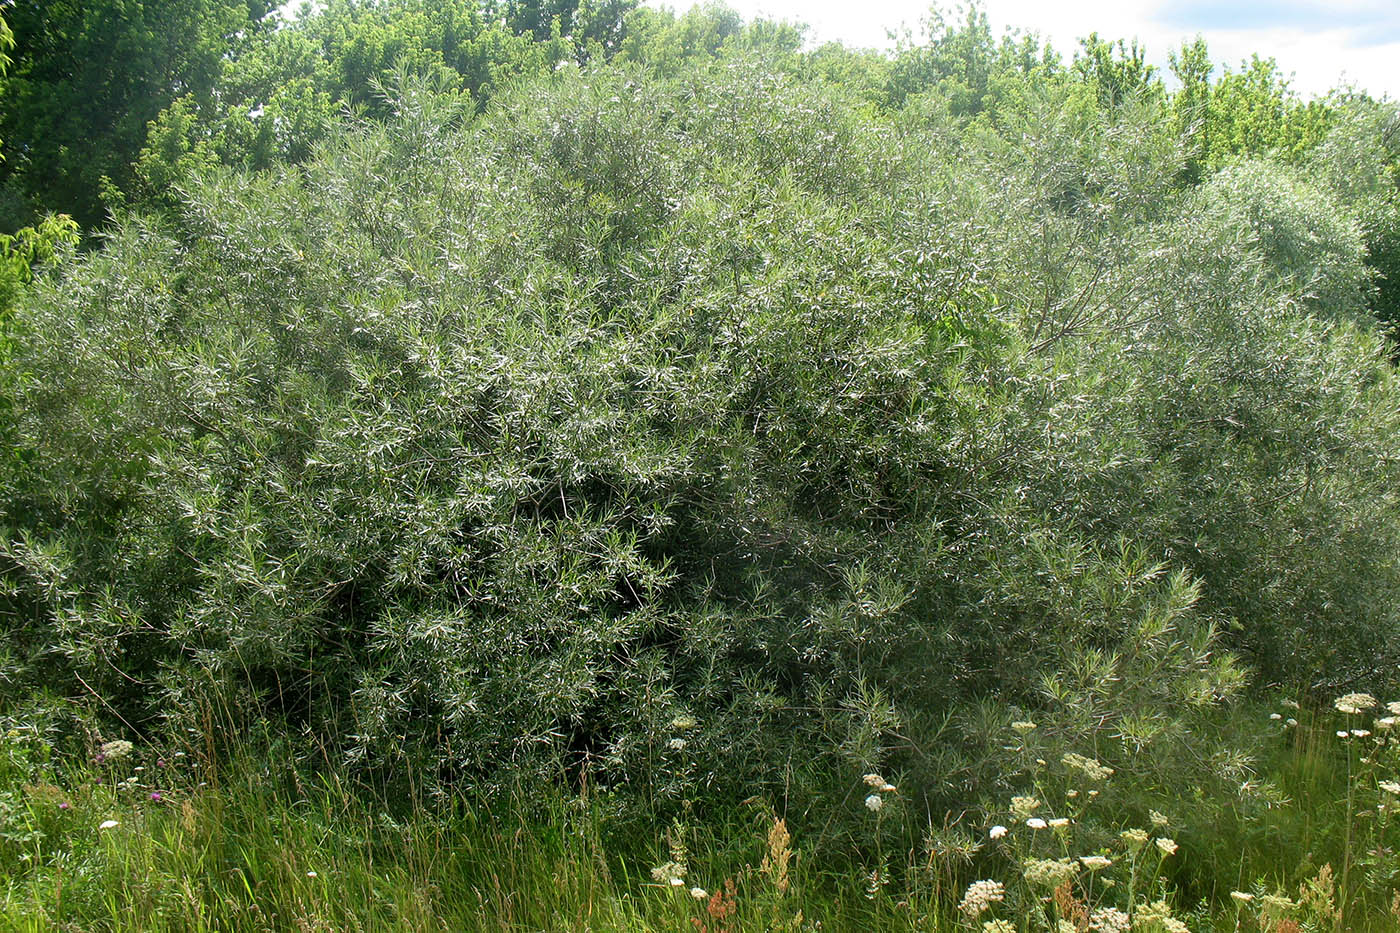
xmin=0 ymin=736 xmax=897 ymax=931
xmin=4 ymin=695 xmax=1400 ymax=931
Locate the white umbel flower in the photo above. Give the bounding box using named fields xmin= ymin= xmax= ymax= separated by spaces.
xmin=1335 ymin=693 xmax=1377 ymax=714
xmin=958 ymin=879 xmax=1005 ymax=917
xmin=1088 ymin=907 xmax=1131 ymax=933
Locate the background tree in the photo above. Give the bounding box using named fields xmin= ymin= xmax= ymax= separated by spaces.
xmin=0 ymin=7 xmax=12 ymax=158
xmin=505 ymin=0 xmax=634 ymax=52
xmin=1073 ymin=32 xmax=1158 ymax=110
xmin=0 ymin=0 xmax=272 ymax=230
xmin=1169 ymin=43 xmax=1331 ymax=178
xmin=0 ymin=7 xmax=79 ymax=317
xmin=130 ymin=0 xmax=641 ymax=216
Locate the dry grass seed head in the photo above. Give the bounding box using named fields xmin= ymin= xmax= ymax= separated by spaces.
xmin=760 ymin=817 xmax=792 ymax=895
xmin=1053 ymin=880 xmax=1089 ymax=931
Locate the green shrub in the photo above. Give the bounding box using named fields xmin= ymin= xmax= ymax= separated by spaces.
xmin=2 ymin=62 xmax=1398 ymax=826
xmin=1193 ymin=160 xmax=1371 ymax=319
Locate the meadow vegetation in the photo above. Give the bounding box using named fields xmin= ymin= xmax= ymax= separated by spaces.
xmin=2 ymin=1 xmax=1400 ymax=929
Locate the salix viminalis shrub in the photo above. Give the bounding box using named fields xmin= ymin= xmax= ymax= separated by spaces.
xmin=2 ymin=57 xmax=1399 ymax=810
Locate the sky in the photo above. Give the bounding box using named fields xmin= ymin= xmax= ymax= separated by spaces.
xmin=645 ymin=0 xmax=1400 ymax=99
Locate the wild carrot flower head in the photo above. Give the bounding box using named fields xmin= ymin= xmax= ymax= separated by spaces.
xmin=1378 ymin=780 xmax=1400 ymax=795
xmin=1088 ymin=907 xmax=1131 ymax=933
xmin=864 ymin=794 xmax=883 ymax=812
xmin=1079 ymin=855 xmax=1112 ymax=869
xmin=1026 ymin=817 xmax=1048 ymax=829
xmin=989 ymin=824 xmax=1008 ymax=839
xmin=1155 ymin=837 xmax=1179 ymax=856
xmin=864 ymin=773 xmax=896 ymax=792
xmin=1135 ymin=900 xmax=1178 ymax=926
xmin=1023 ymin=857 xmax=1076 ymax=888
xmin=982 ymin=921 xmax=1015 ymax=933
xmin=1063 ymin=752 xmax=1114 ymax=780
xmin=1120 ymin=828 xmax=1149 ymax=849
xmin=99 ymin=740 xmax=134 ymax=761
xmin=1230 ymin=891 xmax=1254 ymax=904
xmin=650 ymin=861 xmax=685 ymax=885
xmin=1011 ymin=795 xmax=1040 ymax=817
xmin=98 ymin=819 xmax=119 ymax=830
xmin=1011 ymin=721 xmax=1037 ymax=733
xmin=958 ymin=879 xmax=1005 ymax=916
xmin=1149 ymin=809 xmax=1170 ymax=827
xmin=1335 ymin=693 xmax=1377 ymax=714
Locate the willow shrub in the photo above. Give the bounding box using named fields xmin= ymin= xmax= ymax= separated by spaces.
xmin=2 ymin=63 xmax=1398 ymax=817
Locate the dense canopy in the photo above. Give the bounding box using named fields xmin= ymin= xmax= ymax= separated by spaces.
xmin=4 ymin=37 xmax=1400 ymax=801
xmin=5 ymin=4 xmax=1400 ymax=927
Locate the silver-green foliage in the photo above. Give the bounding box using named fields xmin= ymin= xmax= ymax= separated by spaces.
xmin=2 ymin=59 xmax=1397 ymax=804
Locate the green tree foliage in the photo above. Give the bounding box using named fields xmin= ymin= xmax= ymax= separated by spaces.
xmin=129 ymin=0 xmax=638 ymax=215
xmin=1 ymin=15 xmax=1400 ymax=907
xmin=4 ymin=55 xmax=1397 ymax=816
xmin=505 ymin=0 xmax=634 ymax=51
xmin=887 ymin=3 xmax=1059 ymax=116
xmin=0 ymin=0 xmax=271 ymax=230
xmin=1196 ymin=160 xmax=1370 ymax=318
xmin=1303 ymin=99 xmax=1400 ymax=331
xmin=615 ymin=2 xmax=804 ymax=77
xmin=616 ymin=0 xmax=745 ymax=70
xmin=0 ymin=214 xmax=79 ymax=316
xmin=0 ymin=11 xmax=80 ymax=321
xmin=1160 ymin=39 xmax=1400 ymax=327
xmin=0 ymin=8 xmax=12 ymax=157
xmin=1169 ymin=40 xmax=1331 ymax=181
xmin=1072 ymin=33 xmax=1158 ymax=110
